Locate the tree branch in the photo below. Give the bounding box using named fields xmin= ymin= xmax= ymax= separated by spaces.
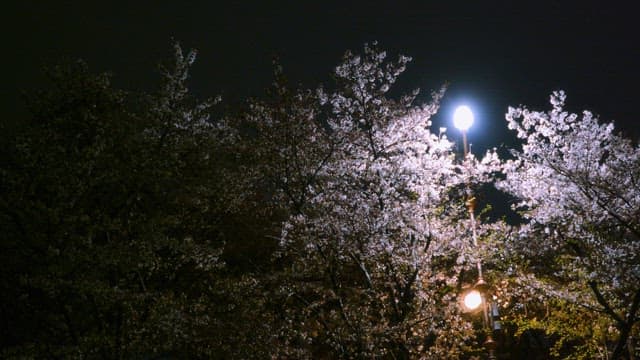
xmin=588 ymin=281 xmax=623 ymax=325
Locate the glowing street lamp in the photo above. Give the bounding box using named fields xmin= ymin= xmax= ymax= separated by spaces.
xmin=453 ymin=105 xmax=474 ymax=131
xmin=463 ymin=289 xmax=483 ymax=312
xmin=453 ymin=105 xmax=474 ymax=157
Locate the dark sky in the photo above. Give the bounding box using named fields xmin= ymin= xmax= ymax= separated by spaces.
xmin=4 ymin=1 xmax=639 ymax=151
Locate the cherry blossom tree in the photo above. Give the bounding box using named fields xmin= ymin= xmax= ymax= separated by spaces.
xmin=499 ymin=91 xmax=640 ymax=359
xmin=255 ymin=43 xmax=502 ymax=358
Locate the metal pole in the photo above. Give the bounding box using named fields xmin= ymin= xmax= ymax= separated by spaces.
xmin=463 ymin=128 xmax=496 ymax=359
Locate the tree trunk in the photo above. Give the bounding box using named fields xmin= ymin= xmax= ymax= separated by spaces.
xmin=611 ymin=289 xmax=640 ymax=360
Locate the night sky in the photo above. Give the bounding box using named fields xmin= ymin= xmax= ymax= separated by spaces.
xmin=4 ymin=1 xmax=639 ymax=152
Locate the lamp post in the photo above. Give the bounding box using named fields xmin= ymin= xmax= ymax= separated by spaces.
xmin=454 ymin=105 xmax=499 ymax=359
xmin=454 ymin=105 xmax=484 ymax=285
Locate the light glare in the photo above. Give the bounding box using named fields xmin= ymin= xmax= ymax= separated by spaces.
xmin=453 ymin=105 xmax=474 ymax=131
xmin=463 ymin=290 xmax=482 ymax=311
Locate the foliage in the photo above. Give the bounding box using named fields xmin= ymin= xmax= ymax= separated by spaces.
xmin=498 ymin=91 xmax=640 ymax=359
xmin=5 ymin=39 xmax=640 ymax=360
xmin=247 ymin=43 xmax=503 ymax=359
xmin=0 ymin=43 xmax=248 ymax=358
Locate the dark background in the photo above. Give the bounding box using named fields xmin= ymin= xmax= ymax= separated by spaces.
xmin=3 ymin=0 xmax=638 ymax=152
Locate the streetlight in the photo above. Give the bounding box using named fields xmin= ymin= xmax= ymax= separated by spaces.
xmin=463 ymin=289 xmax=483 ymax=312
xmin=453 ymin=105 xmax=474 ymax=157
xmin=454 ymin=105 xmax=499 ymax=359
